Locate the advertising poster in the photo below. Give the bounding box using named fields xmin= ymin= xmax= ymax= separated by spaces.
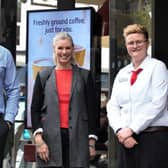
xmin=26 ymin=8 xmax=94 ymax=127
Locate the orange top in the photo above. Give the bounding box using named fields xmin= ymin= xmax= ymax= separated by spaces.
xmin=55 ymin=69 xmax=72 ymax=128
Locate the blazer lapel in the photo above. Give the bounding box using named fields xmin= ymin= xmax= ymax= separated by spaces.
xmin=70 ymin=66 xmax=79 ymax=100
xmin=48 ymin=69 xmax=59 ymax=103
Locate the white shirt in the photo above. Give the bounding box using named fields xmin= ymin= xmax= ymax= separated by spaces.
xmin=107 ymin=56 xmax=168 ymax=134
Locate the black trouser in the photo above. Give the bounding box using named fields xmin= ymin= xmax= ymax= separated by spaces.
xmin=117 ymin=131 xmax=168 ymax=168
xmin=61 ymin=128 xmax=69 ymax=168
xmin=0 ymin=116 xmax=9 ymax=167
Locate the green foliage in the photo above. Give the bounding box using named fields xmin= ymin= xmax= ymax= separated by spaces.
xmin=132 ymin=2 xmax=151 ymax=36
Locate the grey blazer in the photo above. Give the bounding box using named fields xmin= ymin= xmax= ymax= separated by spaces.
xmin=31 ymin=65 xmax=98 ymax=167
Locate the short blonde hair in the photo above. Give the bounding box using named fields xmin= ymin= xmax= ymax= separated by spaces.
xmin=123 ymin=24 xmax=149 ymax=41
xmin=52 ymin=32 xmax=75 ymax=64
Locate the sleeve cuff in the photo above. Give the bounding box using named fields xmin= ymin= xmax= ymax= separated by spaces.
xmin=116 ymin=128 xmax=122 ymax=134
xmin=33 ymin=128 xmax=43 ymax=137
xmin=89 ymin=134 xmax=98 ymax=141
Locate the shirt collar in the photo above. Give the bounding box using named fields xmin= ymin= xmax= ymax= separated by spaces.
xmin=127 ymin=55 xmax=151 ymax=73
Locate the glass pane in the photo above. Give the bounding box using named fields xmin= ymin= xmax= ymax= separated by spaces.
xmin=108 ymin=0 xmax=152 ymax=167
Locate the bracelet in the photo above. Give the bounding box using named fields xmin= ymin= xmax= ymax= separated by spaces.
xmin=89 ymin=144 xmax=95 ymax=149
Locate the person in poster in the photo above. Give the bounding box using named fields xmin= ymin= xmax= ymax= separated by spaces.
xmin=31 ymin=32 xmax=98 ymax=167
xmin=27 ymin=9 xmax=93 ymax=127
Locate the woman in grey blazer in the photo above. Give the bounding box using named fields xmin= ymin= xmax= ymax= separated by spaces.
xmin=31 ymin=32 xmax=98 ymax=168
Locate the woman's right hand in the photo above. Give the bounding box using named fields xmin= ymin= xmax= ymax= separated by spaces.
xmin=34 ymin=133 xmax=49 ymax=162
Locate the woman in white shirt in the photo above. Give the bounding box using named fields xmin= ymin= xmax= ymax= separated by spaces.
xmin=107 ymin=24 xmax=168 ymax=168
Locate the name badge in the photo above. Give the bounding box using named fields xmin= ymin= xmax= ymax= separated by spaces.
xmin=118 ymin=77 xmax=128 ymax=82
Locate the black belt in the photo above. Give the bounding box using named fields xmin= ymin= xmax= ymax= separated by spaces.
xmin=143 ymin=126 xmax=168 ymax=133
xmin=0 ymin=113 xmax=3 ymax=118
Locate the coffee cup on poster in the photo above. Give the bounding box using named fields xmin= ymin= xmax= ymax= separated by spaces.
xmin=74 ymin=45 xmax=86 ymax=66
xmin=32 ymin=58 xmax=54 ymax=80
